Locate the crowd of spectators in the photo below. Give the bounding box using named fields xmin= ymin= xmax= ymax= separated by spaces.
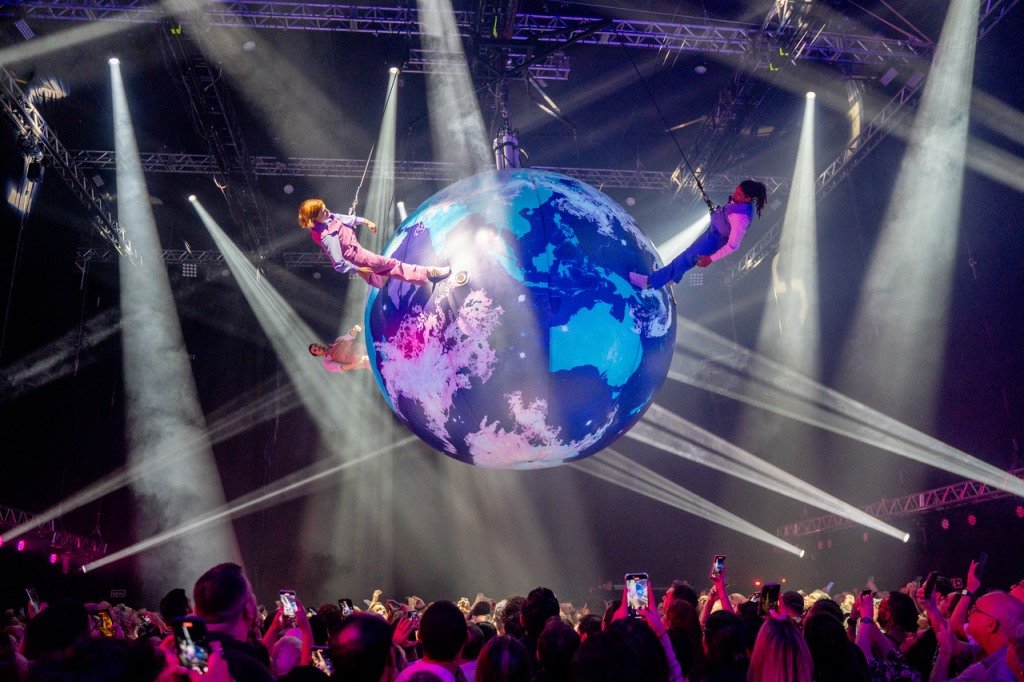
xmin=2 ymin=558 xmax=1023 ymax=681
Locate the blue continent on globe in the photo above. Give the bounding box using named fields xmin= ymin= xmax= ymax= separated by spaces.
xmin=364 ymin=169 xmax=676 ymax=469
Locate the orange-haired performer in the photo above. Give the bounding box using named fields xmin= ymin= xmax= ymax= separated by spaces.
xmin=298 ymin=199 xmax=450 ymax=288
xmin=308 ymin=325 xmax=372 ymax=373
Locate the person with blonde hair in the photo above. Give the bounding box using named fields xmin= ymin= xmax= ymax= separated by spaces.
xmin=298 ymin=198 xmax=450 ymax=288
xmin=747 ymin=615 xmax=813 ymax=682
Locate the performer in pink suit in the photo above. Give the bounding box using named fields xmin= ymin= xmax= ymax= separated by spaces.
xmin=298 ymin=198 xmax=450 ymax=288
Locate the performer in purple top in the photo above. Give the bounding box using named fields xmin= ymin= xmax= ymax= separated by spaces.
xmin=629 ymin=180 xmax=768 ymax=289
xmin=298 ymin=198 xmax=450 ymax=288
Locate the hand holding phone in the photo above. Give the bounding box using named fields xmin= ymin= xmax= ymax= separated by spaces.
xmin=758 ymin=582 xmax=781 ymax=617
xmin=922 ymin=571 xmax=939 ymax=600
xmin=338 ymin=598 xmax=354 ymax=617
xmin=279 ymin=590 xmax=297 ymax=618
xmin=710 ymin=555 xmax=726 ymax=581
xmin=172 ymin=616 xmax=211 ymax=673
xmin=97 ymin=609 xmax=115 ymax=638
xmin=624 ymin=572 xmax=650 ymax=618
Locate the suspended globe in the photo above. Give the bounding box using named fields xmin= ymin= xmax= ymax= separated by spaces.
xmin=365 ymin=169 xmax=675 ymax=469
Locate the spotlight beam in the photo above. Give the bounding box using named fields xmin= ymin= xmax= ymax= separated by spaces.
xmin=0 ymin=376 xmax=299 ymax=546
xmin=81 ymin=436 xmax=417 ymax=573
xmin=111 ymin=59 xmax=239 ymax=586
xmin=572 ymin=450 xmax=805 ymax=557
xmin=630 ymin=404 xmax=911 ymax=541
xmin=672 ymin=320 xmax=1024 ymax=498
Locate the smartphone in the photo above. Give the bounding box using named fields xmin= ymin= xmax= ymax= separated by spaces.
xmin=710 ymin=555 xmax=726 ymax=580
xmin=25 ymin=587 xmax=40 ymax=612
xmin=311 ymin=647 xmax=333 ymax=675
xmin=172 ymin=616 xmax=211 ymax=673
xmin=976 ymin=552 xmax=988 ymax=581
xmin=860 ymin=588 xmax=874 ymax=599
xmin=338 ymin=598 xmax=354 ymax=617
xmin=951 ymin=577 xmax=964 ymax=590
xmin=922 ymin=571 xmax=939 ymax=600
xmin=97 ymin=609 xmax=115 ymax=637
xmin=759 ymin=582 xmax=781 ymax=616
xmin=624 ymin=572 xmax=650 ymax=617
xmin=280 ymin=589 xmax=297 ymax=618
xmin=407 ymin=609 xmax=420 ymax=627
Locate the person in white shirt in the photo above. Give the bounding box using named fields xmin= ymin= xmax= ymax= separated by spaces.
xmin=629 ymin=180 xmax=767 ymax=289
xmin=308 ymin=325 xmax=371 ymax=373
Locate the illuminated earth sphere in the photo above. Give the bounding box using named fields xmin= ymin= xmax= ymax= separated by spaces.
xmin=365 ymin=169 xmax=675 ymax=469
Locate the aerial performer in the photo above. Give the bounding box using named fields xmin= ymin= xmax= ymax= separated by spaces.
xmin=628 ymin=180 xmax=768 ymax=289
xmin=308 ymin=325 xmax=371 ymax=373
xmin=297 ymin=198 xmax=451 ymax=288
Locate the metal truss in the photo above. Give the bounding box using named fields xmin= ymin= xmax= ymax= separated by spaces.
xmin=777 ymin=466 xmax=1024 ymax=539
xmin=158 ymin=18 xmax=272 ymax=257
xmin=725 ymin=0 xmax=1017 ymax=285
xmin=10 ymin=1 xmax=928 ymax=65
xmin=0 ymin=67 xmax=134 ymax=259
xmin=404 ymin=48 xmax=571 ymax=81
xmin=76 ymin=247 xmax=224 ymax=265
xmin=72 ymin=148 xmax=787 ymax=192
xmin=725 ymin=74 xmax=926 ymax=283
xmin=0 ymin=503 xmax=109 ymax=565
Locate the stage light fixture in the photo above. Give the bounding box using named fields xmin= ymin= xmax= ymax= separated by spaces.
xmin=181 ymin=262 xmax=198 ymax=279
xmin=389 ymin=66 xmax=399 ymax=75
xmin=108 ymin=57 xmax=119 ymax=65
xmin=806 ymin=91 xmax=816 ymax=99
xmin=941 ymin=517 xmax=950 ymax=530
xmin=243 ymin=40 xmax=256 ymax=52
xmin=16 ymin=540 xmax=25 ymax=552
xmin=187 ymin=194 xmax=196 ymax=202
xmin=49 ymin=553 xmax=57 ymax=564
xmin=902 ymin=532 xmax=910 ymax=543
xmin=967 ymin=513 xmax=977 ymax=527
xmin=1016 ymin=505 xmax=1024 ymax=518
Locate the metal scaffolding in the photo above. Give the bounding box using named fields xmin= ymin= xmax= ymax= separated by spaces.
xmin=777 ymin=466 xmax=1024 ymax=539
xmin=0 ymin=67 xmax=134 ymax=259
xmin=70 ymin=149 xmax=787 ymax=193
xmin=0 ymin=503 xmax=109 ymax=567
xmin=11 ymin=1 xmax=928 ymax=65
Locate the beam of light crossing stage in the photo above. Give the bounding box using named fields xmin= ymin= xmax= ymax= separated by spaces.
xmin=190 ymin=198 xmax=394 ymax=460
xmin=416 ymin=0 xmax=491 ymax=175
xmin=364 ymin=67 xmax=399 ymax=251
xmin=670 ymin=320 xmax=1024 ymax=498
xmin=655 ymin=213 xmax=711 ymax=264
xmin=0 ymin=308 xmax=120 ymax=403
xmin=763 ymin=92 xmax=819 ymax=375
xmin=81 ymin=436 xmax=417 ymax=573
xmin=971 ymin=90 xmax=1024 ymax=149
xmin=837 ymin=0 xmax=979 ymax=439
xmin=630 ymin=404 xmax=911 ymax=542
xmin=571 ymin=450 xmax=805 ymax=557
xmin=191 ymin=198 xmax=406 ymax=598
xmin=0 ymin=21 xmax=132 ymax=67
xmin=1 ymin=376 xmax=300 ymax=546
xmin=110 ymin=58 xmax=239 ymax=587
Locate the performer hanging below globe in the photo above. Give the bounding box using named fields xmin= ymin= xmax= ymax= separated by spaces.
xmin=628 ymin=180 xmax=768 ymax=289
xmin=297 ymin=198 xmax=451 ymax=288
xmin=308 ymin=324 xmax=371 ymax=373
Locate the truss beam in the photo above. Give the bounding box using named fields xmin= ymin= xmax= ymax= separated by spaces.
xmin=72 ymin=149 xmax=786 ymax=192
xmin=10 ymin=1 xmax=928 ymax=65
xmin=0 ymin=503 xmax=108 ymax=564
xmin=0 ymin=67 xmax=133 ymax=259
xmin=777 ymin=467 xmax=1024 ymax=538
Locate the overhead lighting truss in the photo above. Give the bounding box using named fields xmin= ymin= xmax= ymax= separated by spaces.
xmin=777 ymin=466 xmax=1024 ymax=539
xmin=0 ymin=67 xmax=134 ymax=259
xmin=71 ymin=148 xmax=785 ymax=193
xmin=0 ymin=503 xmax=109 ymax=566
xmin=10 ymin=1 xmax=928 ymax=65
